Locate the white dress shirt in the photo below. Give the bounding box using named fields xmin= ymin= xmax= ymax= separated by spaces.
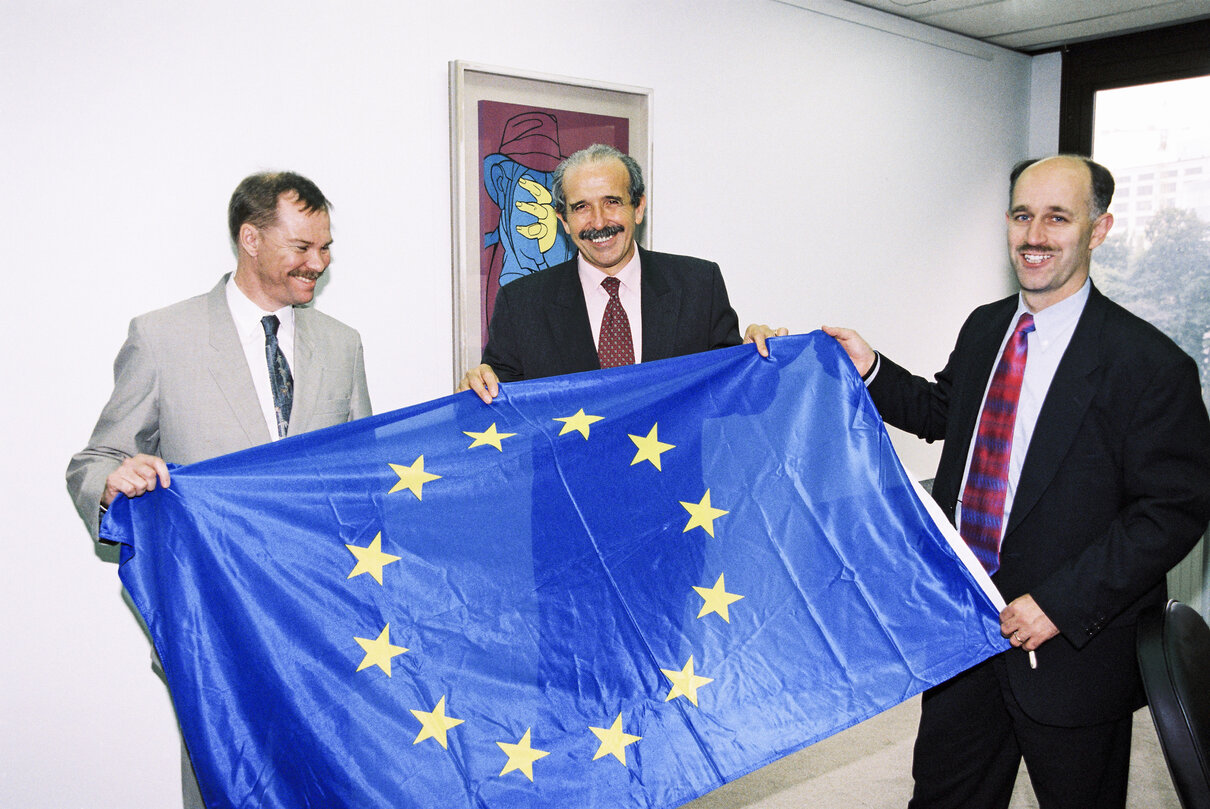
xmin=578 ymin=250 xmax=643 ymax=362
xmin=225 ymin=276 xmax=295 ymax=440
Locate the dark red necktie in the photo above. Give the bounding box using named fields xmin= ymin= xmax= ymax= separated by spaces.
xmin=597 ymin=276 xmax=635 ymax=369
xmin=960 ymin=312 xmax=1035 ymax=574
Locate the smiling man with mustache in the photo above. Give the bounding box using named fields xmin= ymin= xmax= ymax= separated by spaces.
xmin=459 ymin=143 xmax=783 ymax=401
xmin=825 ymin=155 xmax=1210 ymax=809
xmin=67 ymin=170 xmax=370 ymax=808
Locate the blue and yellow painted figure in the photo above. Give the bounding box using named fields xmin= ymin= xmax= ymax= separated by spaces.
xmin=483 ymin=155 xmax=574 ymax=287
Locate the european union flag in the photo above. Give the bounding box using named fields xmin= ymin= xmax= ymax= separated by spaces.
xmin=104 ymin=332 xmax=1008 ymax=808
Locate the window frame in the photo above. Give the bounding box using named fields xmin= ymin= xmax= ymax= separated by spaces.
xmin=1058 ymin=18 xmax=1210 ymax=155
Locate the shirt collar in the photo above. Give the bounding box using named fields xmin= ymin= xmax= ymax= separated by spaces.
xmin=225 ymin=274 xmax=295 ymax=336
xmin=1016 ymin=278 xmax=1090 ymax=336
xmin=577 ymin=247 xmax=642 ymax=293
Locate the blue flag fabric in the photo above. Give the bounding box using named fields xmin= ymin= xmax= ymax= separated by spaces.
xmin=105 ymin=332 xmax=1008 ymax=809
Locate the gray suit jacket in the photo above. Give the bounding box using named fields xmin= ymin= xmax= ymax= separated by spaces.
xmin=67 ymin=275 xmax=371 ymax=541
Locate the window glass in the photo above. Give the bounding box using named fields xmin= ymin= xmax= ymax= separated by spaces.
xmin=1091 ymin=75 xmax=1210 ymax=413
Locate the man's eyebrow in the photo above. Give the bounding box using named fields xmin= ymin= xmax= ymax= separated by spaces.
xmin=569 ymin=194 xmax=625 ymax=207
xmin=1010 ymin=203 xmax=1076 ymax=215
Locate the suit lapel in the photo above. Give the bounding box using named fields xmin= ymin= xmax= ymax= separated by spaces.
xmin=206 ymin=277 xmax=273 ymax=446
xmin=290 ymin=310 xmax=321 ymax=435
xmin=938 ymin=299 xmax=1018 ymax=510
xmin=549 ymin=262 xmax=601 ymax=372
xmin=1006 ymin=289 xmax=1106 ymax=534
xmin=639 ymin=249 xmax=676 ymax=362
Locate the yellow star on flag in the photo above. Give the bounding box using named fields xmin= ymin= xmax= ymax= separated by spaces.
xmin=680 ymin=489 xmax=729 ymax=537
xmin=628 ymin=423 xmax=675 ymax=470
xmin=693 ymin=573 xmax=745 ymax=622
xmin=388 ymin=456 xmax=441 ymax=499
xmin=354 ymin=624 xmax=408 ymax=676
xmin=345 ymin=532 xmax=401 ymax=585
xmin=662 ymin=656 xmax=713 ymax=706
xmin=497 ymin=728 xmax=550 ymax=781
xmin=554 ymin=408 xmax=603 ymax=439
xmin=589 ymin=713 xmax=642 ymax=765
xmin=464 ymin=422 xmax=516 ymax=451
xmin=410 ymin=696 xmax=464 ymax=749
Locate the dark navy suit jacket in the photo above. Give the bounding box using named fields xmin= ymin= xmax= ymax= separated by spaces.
xmin=869 ymin=284 xmax=1210 ymax=726
xmin=481 ymin=246 xmax=742 ymax=382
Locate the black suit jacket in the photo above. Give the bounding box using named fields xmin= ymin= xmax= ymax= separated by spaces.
xmin=869 ymin=285 xmax=1210 ymax=726
xmin=481 ymin=247 xmax=741 ymax=381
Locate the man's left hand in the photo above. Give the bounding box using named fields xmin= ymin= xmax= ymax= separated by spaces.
xmin=1000 ymin=594 xmax=1059 ymax=651
xmin=744 ymin=323 xmax=789 ymax=357
xmin=457 ymin=363 xmax=500 ymax=404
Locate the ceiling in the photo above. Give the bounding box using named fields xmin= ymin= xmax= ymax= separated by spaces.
xmin=840 ymin=0 xmax=1210 ymax=52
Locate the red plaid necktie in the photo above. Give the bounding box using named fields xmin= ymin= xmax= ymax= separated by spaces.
xmin=960 ymin=312 xmax=1035 ymax=574
xmin=597 ymin=276 xmax=635 ymax=369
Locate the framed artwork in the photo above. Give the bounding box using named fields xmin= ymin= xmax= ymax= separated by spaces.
xmin=449 ymin=60 xmax=652 ymax=381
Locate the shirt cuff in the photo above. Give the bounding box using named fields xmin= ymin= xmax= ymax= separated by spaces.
xmin=861 ymin=352 xmax=880 ymax=385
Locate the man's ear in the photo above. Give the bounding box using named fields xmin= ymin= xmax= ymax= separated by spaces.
xmin=238 ymin=222 xmax=261 ymax=258
xmin=634 ymin=194 xmax=647 ymax=226
xmin=1089 ymin=212 xmax=1114 ymax=251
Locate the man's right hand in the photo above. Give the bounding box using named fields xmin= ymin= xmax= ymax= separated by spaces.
xmin=102 ymin=453 xmax=171 ymax=506
xmin=820 ymin=325 xmax=876 ymax=377
xmin=457 ymin=364 xmax=500 ymax=405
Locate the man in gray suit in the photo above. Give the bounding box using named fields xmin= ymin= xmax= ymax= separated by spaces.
xmin=68 ymin=170 xmax=370 ymax=538
xmin=66 ymin=170 xmax=370 ymax=804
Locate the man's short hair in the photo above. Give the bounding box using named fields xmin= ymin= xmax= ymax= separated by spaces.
xmin=227 ymin=171 xmax=331 ymax=245
xmin=551 ymin=144 xmax=646 ymax=215
xmin=1009 ymin=155 xmax=1115 ymax=217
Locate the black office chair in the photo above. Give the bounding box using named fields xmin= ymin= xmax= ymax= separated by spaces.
xmin=1137 ymin=599 xmax=1210 ymax=809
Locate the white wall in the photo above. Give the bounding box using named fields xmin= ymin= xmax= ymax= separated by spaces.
xmin=1 ymin=1 xmax=1033 ymax=805
xmin=1028 ymin=51 xmax=1063 ymax=156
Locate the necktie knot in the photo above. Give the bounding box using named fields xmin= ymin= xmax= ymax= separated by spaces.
xmin=262 ymin=314 xmax=280 ymax=338
xmin=601 ymin=276 xmax=621 ymax=299
xmin=1016 ymin=313 xmax=1035 ymax=337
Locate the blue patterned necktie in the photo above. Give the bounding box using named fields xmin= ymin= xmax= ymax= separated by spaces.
xmin=262 ymin=315 xmax=293 ymax=438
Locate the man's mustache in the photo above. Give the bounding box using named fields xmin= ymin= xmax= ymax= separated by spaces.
xmin=578 ymin=225 xmax=624 ymax=241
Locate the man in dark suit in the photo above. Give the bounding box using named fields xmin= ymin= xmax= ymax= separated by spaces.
xmin=825 ymin=155 xmax=1210 ymax=809
xmin=459 ymin=144 xmax=782 ymax=401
